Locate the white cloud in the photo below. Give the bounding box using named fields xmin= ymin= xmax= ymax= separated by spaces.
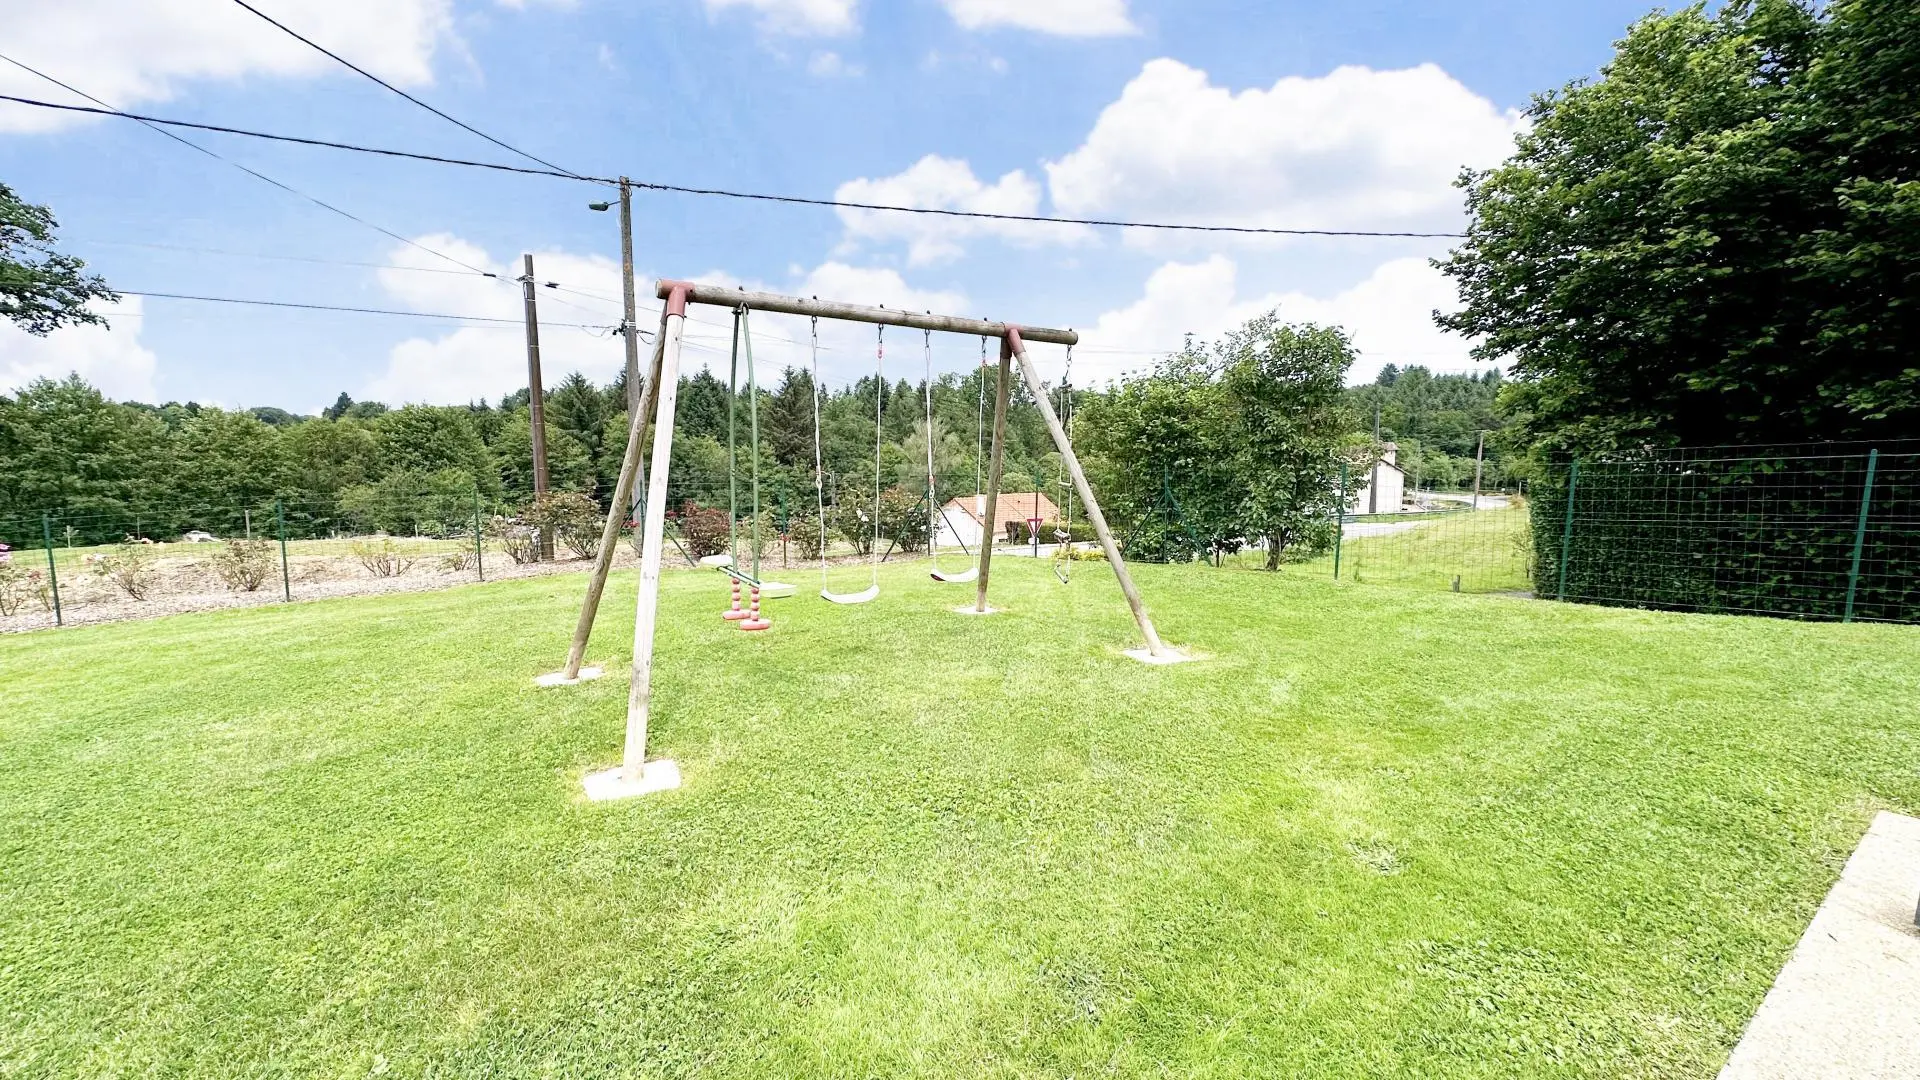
xmin=834 ymin=155 xmax=1093 ymax=266
xmin=941 ymin=0 xmax=1136 ymax=37
xmin=0 ymin=0 xmax=458 ymax=134
xmin=807 ymin=51 xmax=864 ymax=77
xmin=703 ymin=0 xmax=857 ymax=36
xmin=1046 ymin=59 xmax=1525 ymax=239
xmin=0 ymin=297 xmax=160 ymax=402
xmin=364 ymin=236 xmax=966 ymax=402
xmin=363 ymin=235 xmax=631 ymax=406
xmin=1073 ymin=256 xmax=1473 ymax=386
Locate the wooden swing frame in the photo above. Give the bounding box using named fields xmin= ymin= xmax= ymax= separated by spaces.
xmin=563 ymin=281 xmax=1180 ymax=799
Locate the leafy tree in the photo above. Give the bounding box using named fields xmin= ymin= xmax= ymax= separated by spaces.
xmin=1438 ymin=0 xmax=1919 ymax=453
xmin=322 ymin=393 xmax=355 ymax=422
xmin=493 ymin=415 xmax=594 ymax=504
xmin=283 ymin=418 xmax=380 ymax=505
xmin=1078 ymin=312 xmax=1357 ymax=569
xmin=1 ymin=183 xmax=117 ymax=334
xmin=170 ymin=409 xmax=287 ymax=512
xmin=375 ymin=406 xmax=493 ymax=492
xmin=0 ymin=376 xmax=169 ymax=527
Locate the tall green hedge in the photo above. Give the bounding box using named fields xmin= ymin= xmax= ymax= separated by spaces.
xmin=1530 ymin=447 xmax=1919 ymax=623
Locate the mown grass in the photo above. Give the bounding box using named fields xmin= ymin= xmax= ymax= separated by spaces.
xmin=1 ymin=558 xmax=1915 ymax=1077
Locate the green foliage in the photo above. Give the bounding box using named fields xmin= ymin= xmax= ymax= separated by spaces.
xmin=787 ymin=512 xmax=829 ymax=561
xmin=1529 ymin=449 xmax=1919 ymax=622
xmin=210 ymin=539 xmax=277 ymax=593
xmin=1439 ymin=0 xmax=1920 ymax=453
xmin=676 ymin=501 xmax=730 ymax=560
xmin=484 ymin=515 xmax=538 ymax=565
xmin=1078 ymin=311 xmax=1356 ymax=570
xmin=877 ymin=486 xmax=929 ymax=554
xmin=338 ymin=470 xmax=476 ymax=538
xmin=0 ymin=556 xmax=48 ymax=615
xmin=91 ymin=537 xmax=157 ymax=600
xmin=350 ymin=538 xmax=415 ymax=578
xmin=0 ymin=182 xmax=117 ymax=335
xmin=525 ymin=491 xmax=603 ymax=560
xmin=831 ymin=497 xmax=876 ymax=556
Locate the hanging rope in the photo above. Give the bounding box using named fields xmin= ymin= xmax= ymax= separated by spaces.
xmin=726 ymin=306 xmax=742 ymax=567
xmin=809 ymin=315 xmax=830 ymax=589
xmin=924 ymin=328 xmax=938 ymax=559
xmin=869 ymin=326 xmax=884 ymax=579
xmin=976 ymin=336 xmax=986 ymax=500
xmin=740 ymin=305 xmax=765 ymax=582
xmin=1054 ymin=344 xmax=1076 ymax=584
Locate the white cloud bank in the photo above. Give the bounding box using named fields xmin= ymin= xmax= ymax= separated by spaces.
xmin=1047 ymin=59 xmax=1525 ymax=238
xmin=0 ymin=0 xmax=457 ymax=133
xmin=940 ymin=0 xmax=1136 ymax=37
xmin=1074 ymin=256 xmax=1472 ymax=386
xmin=363 ymin=235 xmax=966 ymax=403
xmin=0 ymin=298 xmax=160 ymax=402
xmin=834 ymin=155 xmax=1093 ymax=266
xmin=361 ymin=235 xmax=630 ymax=406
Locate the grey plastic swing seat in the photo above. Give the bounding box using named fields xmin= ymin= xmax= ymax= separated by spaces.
xmin=930 ymin=567 xmax=977 ymax=584
xmin=821 ymin=585 xmax=880 ymax=605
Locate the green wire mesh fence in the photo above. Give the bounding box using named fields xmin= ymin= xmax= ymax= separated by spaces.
xmin=1531 ymin=444 xmax=1918 ymax=624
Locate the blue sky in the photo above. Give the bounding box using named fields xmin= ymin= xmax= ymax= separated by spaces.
xmin=1 ymin=0 xmax=1661 ymax=412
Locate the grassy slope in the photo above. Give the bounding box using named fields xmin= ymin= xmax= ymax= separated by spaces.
xmin=1 ymin=561 xmax=1915 ymax=1078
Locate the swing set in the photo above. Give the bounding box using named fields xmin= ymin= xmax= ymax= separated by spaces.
xmin=552 ymin=280 xmax=1191 ymax=801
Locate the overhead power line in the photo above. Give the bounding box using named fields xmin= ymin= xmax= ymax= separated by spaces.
xmin=119 ymin=289 xmax=620 ymax=329
xmin=0 ymin=57 xmax=495 ymax=277
xmin=226 ymin=0 xmax=593 ymax=182
xmin=0 ymin=94 xmax=1468 ymax=240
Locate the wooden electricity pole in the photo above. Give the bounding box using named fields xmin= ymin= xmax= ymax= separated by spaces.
xmin=521 ymin=252 xmax=553 ymax=559
xmin=617 ymin=178 xmax=644 ymax=524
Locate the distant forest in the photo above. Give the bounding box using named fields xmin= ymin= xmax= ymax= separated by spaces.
xmin=0 ymin=360 xmax=1515 ymax=540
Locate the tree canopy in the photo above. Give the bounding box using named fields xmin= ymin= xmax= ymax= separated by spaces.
xmin=1 ymin=182 xmax=117 ymax=335
xmin=1438 ymin=0 xmax=1920 ymax=454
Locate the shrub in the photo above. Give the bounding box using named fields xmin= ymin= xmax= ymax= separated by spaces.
xmin=210 ymin=539 xmax=277 ymax=592
xmin=878 ymin=487 xmax=930 ymax=554
xmin=351 ymin=538 xmax=416 ymax=578
xmin=788 ymin=513 xmax=830 ymax=561
xmin=91 ymin=538 xmax=158 ymax=599
xmin=440 ymin=547 xmax=476 ymax=572
xmin=830 ymin=500 xmax=876 ymax=556
xmin=0 ymin=559 xmax=48 ymax=616
xmin=676 ymin=502 xmax=730 ymax=560
xmin=485 ymin=515 xmax=538 ymax=564
xmin=525 ymin=492 xmax=603 ymax=560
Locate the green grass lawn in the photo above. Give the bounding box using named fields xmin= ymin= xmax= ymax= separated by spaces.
xmin=2 ymin=558 xmax=1915 ymax=1077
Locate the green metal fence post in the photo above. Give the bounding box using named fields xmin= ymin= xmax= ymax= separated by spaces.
xmin=1556 ymin=460 xmax=1580 ymax=601
xmin=473 ymin=489 xmax=486 ymax=582
xmin=275 ymin=500 xmax=291 ymax=602
xmin=1333 ymin=460 xmax=1348 ymax=580
xmin=41 ymin=512 xmax=62 ymax=627
xmin=1843 ymin=448 xmax=1879 ymax=623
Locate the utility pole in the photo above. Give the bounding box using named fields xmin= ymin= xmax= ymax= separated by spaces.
xmin=521 ymin=252 xmax=553 ymax=559
xmin=617 ymin=177 xmax=644 ymax=524
xmin=1472 ymin=430 xmax=1486 ymax=510
xmin=1368 ymin=400 xmax=1381 ymax=515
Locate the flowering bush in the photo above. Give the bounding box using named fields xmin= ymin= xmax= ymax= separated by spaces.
xmin=92 ymin=537 xmax=158 ymax=600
